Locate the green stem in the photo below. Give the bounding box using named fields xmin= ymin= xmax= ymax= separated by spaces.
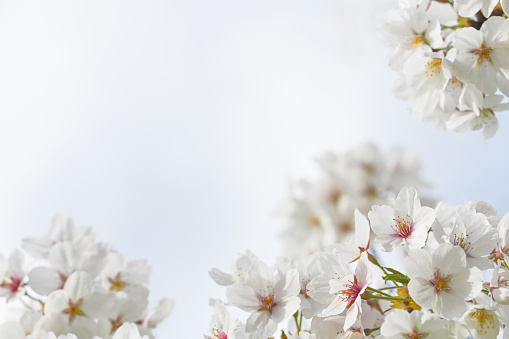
xmin=363 ymin=293 xmax=413 ymax=303
xmin=378 ymin=286 xmax=399 ymax=291
xmin=293 ymin=312 xmax=301 ymax=335
xmin=367 ymin=287 xmax=393 ymax=298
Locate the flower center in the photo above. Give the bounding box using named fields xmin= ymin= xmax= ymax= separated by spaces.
xmin=405 ymin=331 xmax=425 ymax=339
xmin=339 ymin=278 xmax=363 ymax=308
xmin=0 ymin=276 xmax=22 ymax=294
xmin=258 ymin=289 xmax=276 ymax=313
xmin=308 ymin=214 xmax=321 ymax=228
xmin=425 ymin=58 xmax=442 ymax=78
xmin=108 ymin=272 xmax=127 ymax=291
xmin=452 ymin=233 xmax=473 ymax=254
xmin=63 ymin=299 xmax=84 ymax=323
xmin=391 ymin=215 xmax=413 ymax=239
xmin=430 ymin=269 xmax=451 ymax=293
xmin=473 ymin=44 xmax=492 ymax=64
xmin=403 ymin=34 xmax=423 ymax=48
xmin=213 ymin=329 xmax=228 ymax=339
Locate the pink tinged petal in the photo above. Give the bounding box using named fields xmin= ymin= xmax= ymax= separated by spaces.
xmin=226 ymin=282 xmax=261 ymax=312
xmin=209 ymin=268 xmax=234 ymax=286
xmin=45 ymin=290 xmax=70 ymax=315
xmin=64 ymin=271 xmax=95 ymax=301
xmin=28 ymin=267 xmax=62 ymax=295
xmin=245 ymin=311 xmax=276 ymax=338
xmin=353 ymin=209 xmax=370 ymax=250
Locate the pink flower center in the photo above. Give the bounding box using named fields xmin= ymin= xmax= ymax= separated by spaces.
xmin=391 ymin=215 xmax=413 ymax=239
xmin=430 ymin=269 xmax=451 ymax=293
xmin=339 ymin=278 xmax=363 ymax=308
xmin=258 ymin=289 xmax=276 ymax=313
xmin=452 ymin=233 xmax=473 ymax=254
xmin=213 ymin=329 xmax=228 ymax=339
xmin=1 ymin=276 xmax=22 ymax=294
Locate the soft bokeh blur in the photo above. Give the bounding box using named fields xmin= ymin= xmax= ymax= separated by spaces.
xmin=1 ymin=0 xmax=509 ymax=337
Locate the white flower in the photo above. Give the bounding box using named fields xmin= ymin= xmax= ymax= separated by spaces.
xmin=403 ymin=50 xmax=451 ymax=94
xmin=209 ymin=250 xmax=259 ymax=286
xmin=446 ymin=95 xmax=509 ymax=140
xmin=378 ymin=309 xmax=459 ymax=338
xmin=276 ymin=254 xmax=322 ymax=319
xmin=404 ymin=243 xmax=482 ymax=318
xmin=369 ymin=186 xmax=435 ymax=251
xmin=22 ymin=214 xmax=97 ymax=259
xmin=321 ymin=253 xmax=373 ymax=330
xmin=453 ymin=0 xmax=500 ymax=17
xmin=45 ymin=271 xmax=117 ymax=324
xmin=0 ymin=249 xmax=26 ymax=301
xmin=384 ymin=8 xmax=443 ymax=71
xmin=226 ymin=261 xmax=300 ymax=339
xmin=100 ymin=252 xmax=151 ymax=292
xmin=464 ymin=306 xmax=500 ymax=339
xmin=205 ymin=300 xmax=242 ymax=339
xmin=452 ymin=17 xmax=509 ymax=95
xmin=434 ymin=206 xmax=497 ymax=270
xmin=306 ymin=249 xmax=350 ymax=315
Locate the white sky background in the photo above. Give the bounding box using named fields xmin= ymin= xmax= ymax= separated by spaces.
xmin=0 ymin=0 xmax=509 ymax=337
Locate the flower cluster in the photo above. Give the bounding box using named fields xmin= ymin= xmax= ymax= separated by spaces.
xmin=208 ymin=186 xmax=509 ymax=338
xmin=280 ymin=143 xmax=431 ymax=259
xmin=0 ymin=214 xmax=173 ymax=339
xmin=383 ymin=0 xmax=509 ymax=139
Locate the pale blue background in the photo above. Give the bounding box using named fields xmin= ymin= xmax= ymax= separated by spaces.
xmin=0 ymin=1 xmax=508 ymax=337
